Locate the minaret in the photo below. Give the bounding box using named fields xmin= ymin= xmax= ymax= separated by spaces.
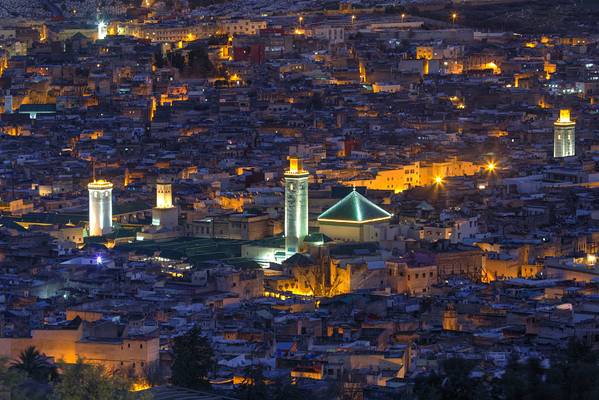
xmin=284 ymin=156 xmax=309 ymax=254
xmin=152 ymin=180 xmax=178 ymax=228
xmin=156 ymin=181 xmax=173 ymax=208
xmin=554 ymin=109 xmax=575 ymax=158
xmin=442 ymin=303 xmax=459 ymax=331
xmin=88 ymin=180 xmax=113 ymax=236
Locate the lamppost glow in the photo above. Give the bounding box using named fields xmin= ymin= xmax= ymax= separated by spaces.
xmin=451 ymin=12 xmax=457 ymax=25
xmin=401 ymin=13 xmax=405 ymax=22
xmin=486 ymin=162 xmax=496 ymax=172
xmin=435 ymin=176 xmax=443 ymax=184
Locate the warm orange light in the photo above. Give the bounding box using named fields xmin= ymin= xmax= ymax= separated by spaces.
xmin=486 ymin=162 xmax=496 ymax=172
xmin=434 ymin=176 xmax=443 ymax=184
xmin=131 ymin=382 xmax=151 ymax=392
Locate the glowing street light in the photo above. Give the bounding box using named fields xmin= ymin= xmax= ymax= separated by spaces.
xmin=298 ymin=16 xmax=304 ymax=26
xmin=401 ymin=13 xmax=405 ymax=22
xmin=434 ymin=176 xmax=443 ymax=185
xmin=351 ymin=15 xmax=356 ymax=23
xmin=486 ymin=161 xmax=496 ymax=172
xmin=451 ymin=12 xmax=457 ymax=25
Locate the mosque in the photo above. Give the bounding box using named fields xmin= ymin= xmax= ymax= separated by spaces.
xmin=243 ymin=156 xmax=393 ymax=264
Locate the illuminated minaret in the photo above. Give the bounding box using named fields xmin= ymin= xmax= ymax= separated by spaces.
xmin=97 ymin=21 xmax=107 ymax=40
xmin=554 ymin=109 xmax=575 ymax=158
xmin=88 ymin=180 xmax=113 ymax=236
xmin=152 ymin=180 xmax=178 ymax=228
xmin=284 ymin=156 xmax=309 ymax=254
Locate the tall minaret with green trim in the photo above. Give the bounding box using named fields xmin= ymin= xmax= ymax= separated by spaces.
xmin=284 ymin=156 xmax=309 ymax=254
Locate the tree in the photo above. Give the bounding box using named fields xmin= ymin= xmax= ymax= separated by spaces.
xmin=236 ymin=365 xmax=305 ymax=400
xmin=0 ymin=357 xmax=27 ymax=400
xmin=171 ymin=326 xmax=214 ymax=390
xmin=236 ymin=364 xmax=268 ymax=400
xmin=11 ymin=346 xmax=58 ymax=383
xmin=414 ymin=358 xmax=485 ymax=400
xmin=53 ymin=358 xmax=142 ymax=400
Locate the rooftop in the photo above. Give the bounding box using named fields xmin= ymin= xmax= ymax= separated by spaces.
xmin=318 ymin=189 xmax=392 ymax=224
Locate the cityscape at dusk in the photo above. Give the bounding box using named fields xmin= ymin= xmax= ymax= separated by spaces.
xmin=0 ymin=0 xmax=599 ymax=399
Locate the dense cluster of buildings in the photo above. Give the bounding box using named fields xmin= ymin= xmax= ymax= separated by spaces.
xmin=0 ymin=0 xmax=598 ymax=398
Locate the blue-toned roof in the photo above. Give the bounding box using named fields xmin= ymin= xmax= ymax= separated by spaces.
xmin=317 ymin=189 xmax=392 ymax=224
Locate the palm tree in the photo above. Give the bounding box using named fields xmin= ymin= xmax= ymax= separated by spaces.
xmin=11 ymin=346 xmax=58 ymax=383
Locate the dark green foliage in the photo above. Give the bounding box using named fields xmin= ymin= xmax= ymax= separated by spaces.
xmin=11 ymin=346 xmax=58 ymax=383
xmin=414 ymin=340 xmax=599 ymax=400
xmin=170 ymin=326 xmax=214 ymax=390
xmin=236 ymin=364 xmax=307 ymax=400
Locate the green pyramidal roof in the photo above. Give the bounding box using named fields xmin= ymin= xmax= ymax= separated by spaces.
xmin=318 ymin=190 xmax=392 ymax=224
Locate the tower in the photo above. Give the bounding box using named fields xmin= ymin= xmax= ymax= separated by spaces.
xmin=442 ymin=303 xmax=459 ymax=331
xmin=88 ymin=180 xmax=113 ymax=236
xmin=284 ymin=156 xmax=309 ymax=254
xmin=156 ymin=181 xmax=173 ymax=208
xmin=152 ymin=180 xmax=178 ymax=228
xmin=554 ymin=109 xmax=575 ymax=158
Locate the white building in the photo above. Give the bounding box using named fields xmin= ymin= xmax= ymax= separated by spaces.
xmin=88 ymin=180 xmax=113 ymax=236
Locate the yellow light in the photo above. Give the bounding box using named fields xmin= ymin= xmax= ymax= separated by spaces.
xmin=558 ymin=109 xmax=571 ymax=123
xmin=434 ymin=176 xmax=443 ymax=184
xmin=131 ymin=382 xmax=151 ymax=392
xmin=486 ymin=162 xmax=496 ymax=172
xmin=588 ymin=254 xmax=597 ymax=265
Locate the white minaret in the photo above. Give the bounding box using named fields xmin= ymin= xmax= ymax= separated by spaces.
xmin=88 ymin=180 xmax=113 ymax=236
xmin=284 ymin=156 xmax=309 ymax=254
xmin=554 ymin=109 xmax=575 ymax=158
xmin=152 ymin=180 xmax=178 ymax=228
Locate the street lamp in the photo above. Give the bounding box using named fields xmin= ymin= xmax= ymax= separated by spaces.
xmin=351 ymin=15 xmax=356 ymax=24
xmin=451 ymin=12 xmax=457 ymax=25
xmin=298 ymin=16 xmax=304 ymax=26
xmin=401 ymin=13 xmax=405 ymax=22
xmin=486 ymin=162 xmax=496 ymax=172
